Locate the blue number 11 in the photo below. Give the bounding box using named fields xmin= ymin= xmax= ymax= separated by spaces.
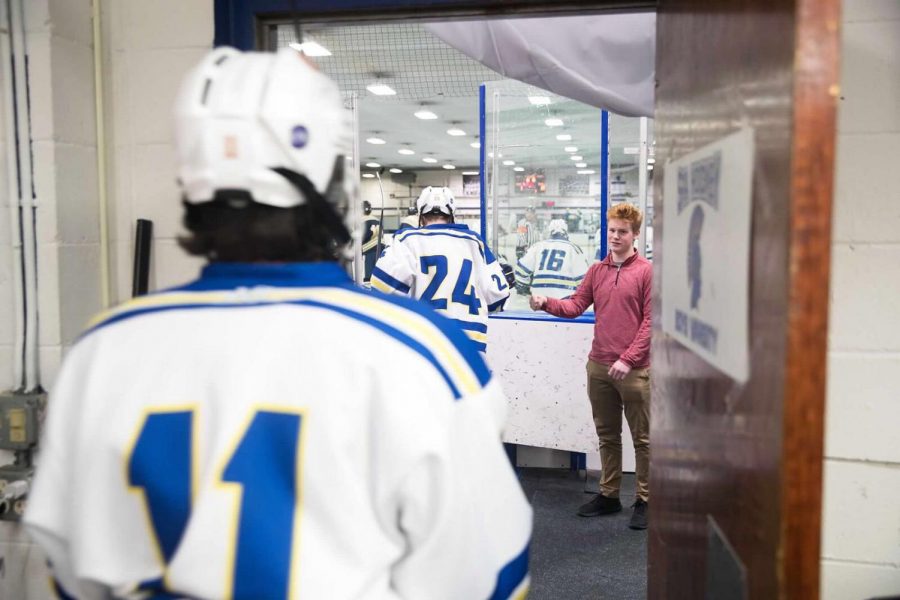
xmin=128 ymin=408 xmax=304 ymax=599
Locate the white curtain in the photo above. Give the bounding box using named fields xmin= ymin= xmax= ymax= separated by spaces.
xmin=427 ymin=13 xmax=656 ymax=117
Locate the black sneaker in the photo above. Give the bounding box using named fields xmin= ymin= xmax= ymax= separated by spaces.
xmin=577 ymin=493 xmax=622 ymax=517
xmin=629 ymin=499 xmax=648 ymax=530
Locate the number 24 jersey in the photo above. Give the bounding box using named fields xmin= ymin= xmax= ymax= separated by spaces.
xmin=371 ymin=224 xmax=510 ymax=352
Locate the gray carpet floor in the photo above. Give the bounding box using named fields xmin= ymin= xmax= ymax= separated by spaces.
xmin=518 ymin=468 xmax=648 ymax=600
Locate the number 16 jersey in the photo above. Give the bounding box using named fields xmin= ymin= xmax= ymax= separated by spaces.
xmin=371 ymin=224 xmax=510 ymax=352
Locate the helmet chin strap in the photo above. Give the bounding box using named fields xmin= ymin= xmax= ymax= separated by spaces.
xmin=271 ymin=167 xmax=351 ymax=249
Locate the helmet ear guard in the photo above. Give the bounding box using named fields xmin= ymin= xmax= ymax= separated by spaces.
xmin=271 ymin=162 xmax=351 ymax=248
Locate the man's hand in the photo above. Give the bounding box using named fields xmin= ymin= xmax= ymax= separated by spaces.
xmin=529 ymin=294 xmax=548 ymax=311
xmin=608 ymin=359 xmax=632 ymax=381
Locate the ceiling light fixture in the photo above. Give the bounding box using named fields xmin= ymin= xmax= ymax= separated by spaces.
xmin=366 ymin=137 xmax=386 ymax=145
xmin=422 ymin=157 xmax=438 ymax=164
xmin=556 ymin=134 xmax=572 ymax=141
xmin=502 ymin=160 xmax=515 ymax=166
xmin=648 ymin=165 xmax=654 ymax=171
xmin=365 ymin=162 xmax=381 ymax=168
xmin=288 ymin=41 xmax=332 ymax=57
xmin=398 ymin=148 xmax=415 ymax=155
xmin=442 ymin=164 xmax=456 ymax=170
xmin=389 ymin=168 xmax=403 ymax=174
xmin=470 ymin=141 xmax=481 ymax=149
xmin=545 ymin=118 xmax=564 ymax=127
xmin=570 ymin=155 xmax=583 ymax=161
xmin=461 ymin=171 xmax=479 ymax=175
xmin=564 ymin=146 xmax=578 ymax=153
xmin=513 ymin=167 xmax=525 ymax=172
xmin=414 ymin=110 xmax=438 ymax=120
xmin=648 ymin=157 xmax=656 ymax=164
xmin=362 ymin=173 xmax=375 ymax=178
xmin=366 ymin=83 xmax=397 ymax=96
xmin=447 ymin=128 xmax=466 ymax=136
xmin=575 ymin=162 xmax=587 ymax=168
xmin=577 ymin=170 xmax=595 ymax=175
xmin=528 ymin=96 xmax=552 ymax=106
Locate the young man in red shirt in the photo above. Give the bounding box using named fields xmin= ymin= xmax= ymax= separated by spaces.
xmin=530 ymin=204 xmax=652 ymax=530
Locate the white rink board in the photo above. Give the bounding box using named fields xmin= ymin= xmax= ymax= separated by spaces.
xmin=488 ymin=316 xmax=637 ymax=471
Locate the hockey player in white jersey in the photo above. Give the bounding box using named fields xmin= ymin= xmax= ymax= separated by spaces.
xmin=25 ymin=48 xmax=531 ymax=600
xmin=515 ymin=219 xmax=589 ymax=300
xmin=370 ymin=187 xmax=510 ymax=352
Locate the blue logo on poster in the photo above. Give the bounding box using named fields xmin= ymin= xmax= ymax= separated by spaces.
xmin=291 ymin=125 xmax=309 ymax=148
xmin=687 ymin=205 xmax=705 ymax=309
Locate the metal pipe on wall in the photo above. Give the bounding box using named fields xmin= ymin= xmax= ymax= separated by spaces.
xmin=0 ymin=0 xmax=25 ymax=390
xmin=9 ymin=0 xmax=39 ymax=392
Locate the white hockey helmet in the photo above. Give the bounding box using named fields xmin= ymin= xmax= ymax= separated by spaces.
xmin=173 ymin=47 xmax=354 ymax=211
xmin=416 ymin=186 xmax=456 ymax=216
xmin=548 ymin=219 xmax=569 ymax=237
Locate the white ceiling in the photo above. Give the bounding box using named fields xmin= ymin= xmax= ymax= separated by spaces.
xmin=274 ymin=21 xmax=652 ymax=175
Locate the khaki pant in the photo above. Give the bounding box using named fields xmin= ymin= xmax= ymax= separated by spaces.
xmin=586 ymin=360 xmax=650 ymax=502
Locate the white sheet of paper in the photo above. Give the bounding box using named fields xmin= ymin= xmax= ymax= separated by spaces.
xmin=661 ymin=128 xmax=755 ymax=383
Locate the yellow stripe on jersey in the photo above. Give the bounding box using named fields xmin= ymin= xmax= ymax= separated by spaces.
xmin=86 ymin=287 xmax=484 ymax=397
xmin=369 ymin=276 xmax=395 ymax=295
xmin=464 ymin=329 xmax=488 ymax=344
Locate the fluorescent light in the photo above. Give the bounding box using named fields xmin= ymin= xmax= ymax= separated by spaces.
xmin=389 ymin=168 xmax=403 ymax=174
xmin=462 ymin=171 xmax=479 ymax=175
xmin=488 ymin=152 xmax=503 ymax=159
xmin=470 ymin=141 xmax=481 ymax=149
xmin=575 ymin=162 xmax=587 ymax=168
xmin=647 ymin=157 xmax=656 ymax=164
xmin=422 ymin=157 xmax=438 ymax=164
xmin=398 ymin=148 xmax=415 ymax=155
xmin=513 ymin=167 xmax=525 ymax=172
xmin=442 ymin=164 xmax=456 ymax=170
xmin=624 ymin=146 xmax=639 ymax=154
xmin=447 ymin=128 xmax=466 ymax=136
xmin=564 ymin=146 xmax=578 ymax=153
xmin=414 ymin=110 xmax=438 ymax=120
xmin=503 ymin=160 xmax=515 ymax=166
xmin=362 ymin=173 xmax=375 ymax=178
xmin=366 ymin=137 xmax=386 ymax=145
xmin=365 ymin=162 xmax=381 ymax=168
xmin=556 ymin=134 xmax=572 ymax=141
xmin=570 ymin=155 xmax=583 ymax=161
xmin=545 ymin=118 xmax=564 ymax=127
xmin=528 ymin=96 xmax=551 ymax=106
xmin=288 ymin=41 xmax=332 ymax=57
xmin=366 ymin=84 xmax=396 ymax=96
xmin=648 ymin=165 xmax=654 ymax=170
xmin=577 ymin=170 xmax=595 ymax=175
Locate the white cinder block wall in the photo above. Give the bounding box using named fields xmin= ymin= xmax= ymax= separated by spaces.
xmin=820 ymin=2 xmax=900 ymax=598
xmin=102 ymin=1 xmax=212 ymax=300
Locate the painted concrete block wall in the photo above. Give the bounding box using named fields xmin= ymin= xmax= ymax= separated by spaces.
xmin=821 ymin=2 xmax=900 ymax=598
xmin=101 ymin=0 xmax=212 ymax=301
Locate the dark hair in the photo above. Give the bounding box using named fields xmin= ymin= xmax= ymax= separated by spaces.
xmin=419 ymin=208 xmax=453 ymax=227
xmin=178 ymin=191 xmax=339 ymax=262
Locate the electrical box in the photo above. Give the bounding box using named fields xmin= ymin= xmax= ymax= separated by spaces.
xmin=0 ymin=391 xmax=45 ymax=450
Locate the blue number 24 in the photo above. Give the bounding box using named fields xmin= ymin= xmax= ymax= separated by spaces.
xmin=419 ymin=255 xmax=482 ymax=315
xmin=128 ymin=408 xmax=304 ymax=599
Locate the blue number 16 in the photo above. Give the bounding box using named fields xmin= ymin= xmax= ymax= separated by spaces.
xmin=128 ymin=407 xmax=304 ymax=599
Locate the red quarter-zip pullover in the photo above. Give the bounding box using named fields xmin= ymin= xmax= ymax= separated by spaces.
xmin=543 ymin=252 xmax=652 ymax=368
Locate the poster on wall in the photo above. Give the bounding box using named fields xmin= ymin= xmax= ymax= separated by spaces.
xmin=462 ymin=174 xmax=480 ymax=196
xmin=661 ymin=128 xmax=755 ymax=383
